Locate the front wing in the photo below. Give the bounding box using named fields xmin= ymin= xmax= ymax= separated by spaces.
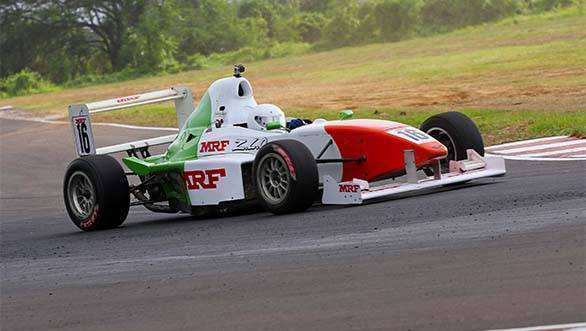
xmin=322 ymin=149 xmax=506 ymax=205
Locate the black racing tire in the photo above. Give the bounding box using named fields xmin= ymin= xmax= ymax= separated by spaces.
xmin=253 ymin=140 xmax=318 ymax=214
xmin=420 ymin=112 xmax=484 ymax=171
xmin=63 ymin=155 xmax=130 ymax=231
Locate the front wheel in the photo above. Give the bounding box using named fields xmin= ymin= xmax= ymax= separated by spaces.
xmin=420 ymin=111 xmax=484 ymax=173
xmin=253 ymin=140 xmax=318 ymax=214
xmin=63 ymin=155 xmax=130 ymax=231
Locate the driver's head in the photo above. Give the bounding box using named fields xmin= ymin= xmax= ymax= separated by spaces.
xmin=247 ymin=104 xmax=286 ymax=131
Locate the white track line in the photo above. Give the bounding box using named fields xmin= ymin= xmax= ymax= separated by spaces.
xmin=486 ymin=153 xmax=586 ymax=161
xmin=486 ymin=136 xmax=569 ymax=150
xmin=0 ymin=113 xmax=178 ymax=131
xmin=521 ymin=146 xmax=586 ymax=157
xmin=486 ymin=322 xmax=586 ymax=331
xmin=494 ymin=140 xmax=586 ymax=154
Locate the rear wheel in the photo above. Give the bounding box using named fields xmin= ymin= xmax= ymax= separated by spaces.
xmin=253 ymin=140 xmax=318 ymax=214
xmin=420 ymin=111 xmax=484 ymax=173
xmin=63 ymin=155 xmax=129 ymax=231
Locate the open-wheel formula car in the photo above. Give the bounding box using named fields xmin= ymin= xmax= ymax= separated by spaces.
xmin=64 ymin=65 xmax=506 ymax=231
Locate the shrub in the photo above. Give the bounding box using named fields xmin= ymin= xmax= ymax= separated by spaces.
xmin=294 ymin=12 xmax=327 ymax=43
xmin=0 ymin=69 xmax=57 ymax=97
xmin=374 ymin=0 xmax=420 ymax=42
xmin=528 ymin=0 xmax=578 ymax=11
xmin=63 ymin=68 xmax=146 ymax=88
xmin=207 ymin=47 xmax=267 ymax=66
xmin=185 ymin=42 xmax=310 ymax=69
xmin=266 ymin=42 xmax=311 ymax=58
xmin=186 ymin=54 xmax=210 ymax=70
xmin=421 ymin=0 xmax=522 ymax=31
xmin=322 ymin=7 xmax=361 ymax=47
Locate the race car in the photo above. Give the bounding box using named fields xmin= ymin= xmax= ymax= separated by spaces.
xmin=64 ymin=65 xmax=506 ymax=231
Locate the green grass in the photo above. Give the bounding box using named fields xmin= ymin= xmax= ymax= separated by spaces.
xmin=2 ymin=6 xmax=585 ymax=145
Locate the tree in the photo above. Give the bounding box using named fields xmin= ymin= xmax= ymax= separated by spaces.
xmin=322 ymin=0 xmax=361 ymax=46
xmin=2 ymin=0 xmax=146 ymax=71
xmin=374 ymin=0 xmax=420 ymax=42
xmin=123 ymin=1 xmax=178 ymax=71
xmin=0 ymin=1 xmax=95 ymax=81
xmin=294 ymin=12 xmax=327 ymax=43
xmin=421 ymin=0 xmax=521 ymax=30
xmin=172 ymin=0 xmax=247 ymax=58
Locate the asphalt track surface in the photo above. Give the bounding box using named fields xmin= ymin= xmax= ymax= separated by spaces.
xmin=1 ymin=118 xmax=584 ymax=331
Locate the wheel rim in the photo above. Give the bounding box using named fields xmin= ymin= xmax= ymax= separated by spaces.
xmin=257 ymin=153 xmax=290 ymax=204
xmin=67 ymin=171 xmax=96 ymax=219
xmin=426 ymin=127 xmax=457 ymax=172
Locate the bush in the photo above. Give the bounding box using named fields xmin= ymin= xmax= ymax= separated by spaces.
xmin=207 ymin=47 xmax=267 ymax=66
xmin=421 ymin=0 xmax=522 ymax=31
xmin=186 ymin=54 xmax=210 ymax=70
xmin=0 ymin=69 xmax=57 ymax=97
xmin=322 ymin=5 xmax=361 ymax=47
xmin=528 ymin=0 xmax=578 ymax=11
xmin=374 ymin=0 xmax=420 ymax=42
xmin=184 ymin=42 xmax=311 ymax=70
xmin=266 ymin=42 xmax=311 ymax=58
xmin=63 ymin=68 xmax=147 ymax=89
xmin=294 ymin=12 xmax=327 ymax=43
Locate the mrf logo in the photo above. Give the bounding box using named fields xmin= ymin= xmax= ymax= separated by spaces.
xmin=200 ymin=140 xmax=230 ymax=153
xmin=184 ymin=169 xmax=227 ymax=190
xmin=74 ymin=117 xmax=86 ymax=125
xmin=339 ymin=184 xmax=361 ymax=193
xmin=116 ymin=96 xmax=139 ymax=103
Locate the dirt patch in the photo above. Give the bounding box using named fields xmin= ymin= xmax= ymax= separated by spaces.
xmin=249 ymin=74 xmax=586 ymax=111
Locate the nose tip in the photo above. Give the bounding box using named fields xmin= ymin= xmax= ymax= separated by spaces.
xmin=419 ymin=142 xmax=448 ymax=159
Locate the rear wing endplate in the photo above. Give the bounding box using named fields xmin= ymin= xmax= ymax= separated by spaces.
xmin=68 ymin=86 xmax=193 ymax=157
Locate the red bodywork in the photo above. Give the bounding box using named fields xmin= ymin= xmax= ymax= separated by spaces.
xmin=325 ymin=119 xmax=447 ymax=182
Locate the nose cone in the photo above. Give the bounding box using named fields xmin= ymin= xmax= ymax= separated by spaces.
xmin=415 ymin=140 xmax=448 ymax=164
xmin=324 ymin=120 xmax=450 ymax=181
xmin=383 ymin=124 xmax=448 ymax=165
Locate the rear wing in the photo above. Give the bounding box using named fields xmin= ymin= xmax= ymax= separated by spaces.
xmin=68 ymin=86 xmax=194 ymax=157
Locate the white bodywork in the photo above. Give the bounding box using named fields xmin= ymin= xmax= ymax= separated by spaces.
xmin=206 ymin=77 xmax=256 ymax=127
xmin=184 ymin=154 xmax=250 ymax=205
xmin=197 ymin=123 xmax=344 ymax=182
xmin=184 ymin=122 xmax=345 ymax=206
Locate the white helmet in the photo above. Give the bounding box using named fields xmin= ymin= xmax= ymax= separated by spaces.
xmin=247 ymin=104 xmax=286 ymax=131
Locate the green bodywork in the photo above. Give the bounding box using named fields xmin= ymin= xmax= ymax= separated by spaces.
xmin=265 ymin=121 xmax=282 ymax=130
xmin=122 ymin=92 xmax=212 ymax=175
xmin=122 ymin=92 xmax=213 ymax=205
xmin=338 ymin=110 xmax=354 ymax=120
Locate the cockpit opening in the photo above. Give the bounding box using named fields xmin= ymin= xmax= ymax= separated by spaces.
xmin=238 ymin=81 xmax=252 ymax=97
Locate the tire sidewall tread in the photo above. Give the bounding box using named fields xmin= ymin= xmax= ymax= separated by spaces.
xmin=63 ymin=155 xmax=129 ymax=231
xmin=420 ymin=111 xmax=485 ymax=160
xmin=253 ymin=140 xmax=318 ymax=214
